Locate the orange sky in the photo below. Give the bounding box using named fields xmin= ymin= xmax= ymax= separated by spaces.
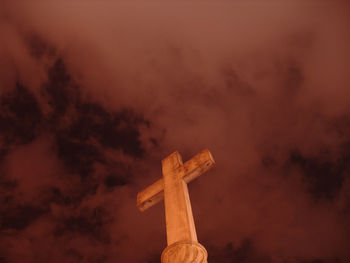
xmin=1 ymin=1 xmax=350 ymax=263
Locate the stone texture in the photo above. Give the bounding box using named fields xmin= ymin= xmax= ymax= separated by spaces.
xmin=137 ymin=149 xmax=215 ymax=212
xmin=137 ymin=149 xmax=215 ymax=262
xmin=161 ymin=241 xmax=208 ymax=263
xmin=162 ymin=151 xmax=198 ymax=244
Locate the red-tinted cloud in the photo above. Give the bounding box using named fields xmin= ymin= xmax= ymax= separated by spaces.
xmin=1 ymin=1 xmax=350 ymax=263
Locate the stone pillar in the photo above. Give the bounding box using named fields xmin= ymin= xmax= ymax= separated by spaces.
xmin=161 ymin=241 xmax=208 ymax=263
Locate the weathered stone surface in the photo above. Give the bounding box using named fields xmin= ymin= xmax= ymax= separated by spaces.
xmin=137 ymin=149 xmax=215 ymax=262
xmin=137 ymin=149 xmax=215 ymax=212
xmin=161 ymin=241 xmax=208 ymax=263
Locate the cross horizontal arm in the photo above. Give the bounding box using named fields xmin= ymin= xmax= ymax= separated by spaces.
xmin=137 ymin=149 xmax=215 ymax=212
xmin=182 ymin=149 xmax=215 ymax=183
xmin=137 ymin=178 xmax=164 ymax=211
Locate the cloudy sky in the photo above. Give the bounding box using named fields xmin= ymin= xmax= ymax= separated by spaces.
xmin=1 ymin=1 xmax=350 ymax=262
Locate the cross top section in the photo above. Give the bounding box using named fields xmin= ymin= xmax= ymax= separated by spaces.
xmin=137 ymin=149 xmax=215 ymax=246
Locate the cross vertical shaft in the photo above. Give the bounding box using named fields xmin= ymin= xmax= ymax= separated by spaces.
xmin=162 ymin=152 xmax=197 ymax=245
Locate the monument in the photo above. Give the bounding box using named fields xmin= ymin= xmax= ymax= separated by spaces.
xmin=137 ymin=149 xmax=215 ymax=263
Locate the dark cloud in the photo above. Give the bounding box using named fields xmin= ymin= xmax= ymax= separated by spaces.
xmin=25 ymin=33 xmax=56 ymax=60
xmin=43 ymin=58 xmax=79 ymax=119
xmin=207 ymin=239 xmax=271 ymax=263
xmin=0 ymin=82 xmax=42 ymax=148
xmin=288 ymin=148 xmax=347 ymax=200
xmin=1 ymin=204 xmax=46 ymax=231
xmin=53 ymin=206 xmax=111 ymax=244
xmin=0 ymin=27 xmax=152 ymax=263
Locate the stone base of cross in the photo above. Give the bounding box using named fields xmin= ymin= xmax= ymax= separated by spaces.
xmin=137 ymin=149 xmax=215 ymax=263
xmin=161 ymin=241 xmax=208 ymax=263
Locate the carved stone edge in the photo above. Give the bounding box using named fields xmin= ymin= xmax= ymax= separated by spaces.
xmin=161 ymin=240 xmax=208 ymax=263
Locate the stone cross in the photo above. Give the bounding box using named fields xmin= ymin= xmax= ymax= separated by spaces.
xmin=137 ymin=149 xmax=215 ymax=263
